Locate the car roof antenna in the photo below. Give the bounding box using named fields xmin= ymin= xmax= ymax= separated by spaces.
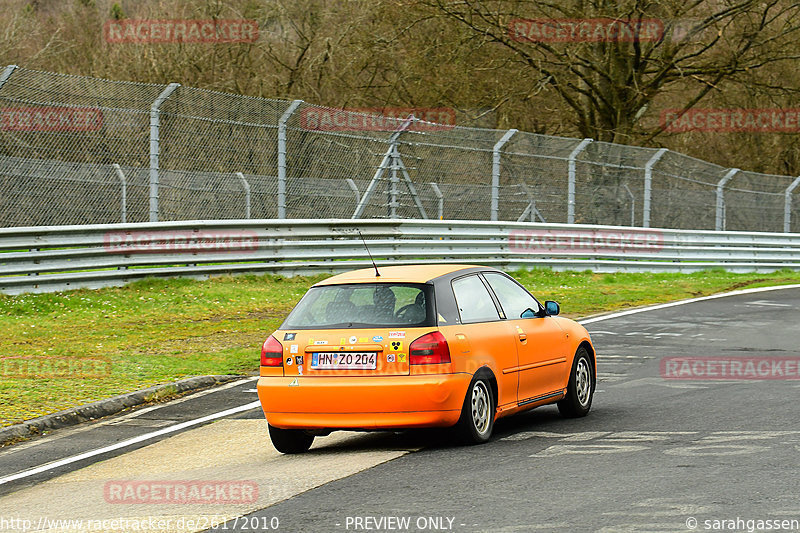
xmin=358 ymin=230 xmax=380 ymax=277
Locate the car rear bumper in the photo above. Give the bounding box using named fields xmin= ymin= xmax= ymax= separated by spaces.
xmin=257 ymin=373 xmax=472 ymax=430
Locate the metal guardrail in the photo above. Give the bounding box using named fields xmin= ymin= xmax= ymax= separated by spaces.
xmin=1 ymin=220 xmax=800 ymax=294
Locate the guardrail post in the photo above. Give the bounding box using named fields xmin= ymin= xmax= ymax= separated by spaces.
xmin=491 ymin=129 xmax=517 ymax=221
xmin=0 ymin=65 xmax=18 ymax=91
xmin=716 ymin=168 xmax=739 ymax=231
xmin=236 ymin=172 xmax=251 ymax=219
xmin=643 ymin=148 xmax=668 ymax=228
xmin=112 ymin=164 xmax=127 ymax=223
xmin=429 ymin=182 xmax=443 ymax=220
xmin=784 ymin=176 xmax=800 ymax=233
xmin=277 ymin=100 xmax=303 ymax=219
xmin=567 ymin=138 xmax=593 ymax=224
xmin=149 ymin=83 xmax=180 ymax=222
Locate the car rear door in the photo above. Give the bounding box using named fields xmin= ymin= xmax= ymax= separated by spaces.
xmin=448 ymin=274 xmax=519 ymax=410
xmin=482 ymin=272 xmax=569 ymax=405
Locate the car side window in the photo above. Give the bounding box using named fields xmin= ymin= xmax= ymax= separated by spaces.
xmin=451 ymin=275 xmax=501 ymax=323
xmin=483 ymin=272 xmax=540 ymax=319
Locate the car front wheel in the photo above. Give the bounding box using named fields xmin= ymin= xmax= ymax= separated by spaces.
xmin=557 ymin=346 xmax=594 ymax=418
xmin=268 ymin=424 xmax=315 ymax=454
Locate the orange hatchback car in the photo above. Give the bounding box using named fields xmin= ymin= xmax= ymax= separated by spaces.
xmin=258 ymin=264 xmax=596 ymax=453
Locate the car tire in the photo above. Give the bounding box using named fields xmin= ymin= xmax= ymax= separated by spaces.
xmin=456 ymin=375 xmax=495 ymax=444
xmin=557 ymin=346 xmax=594 ymax=418
xmin=268 ymin=424 xmax=315 ymax=454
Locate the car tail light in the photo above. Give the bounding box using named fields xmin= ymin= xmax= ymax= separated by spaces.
xmin=261 ymin=335 xmax=283 ymax=367
xmin=409 ymin=331 xmax=451 ymax=365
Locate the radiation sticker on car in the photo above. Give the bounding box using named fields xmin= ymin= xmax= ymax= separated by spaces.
xmin=389 ymin=341 xmax=403 ymax=351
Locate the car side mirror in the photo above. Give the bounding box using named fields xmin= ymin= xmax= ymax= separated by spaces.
xmin=544 ymin=301 xmax=560 ymax=316
xmin=520 ymin=308 xmax=537 ymax=319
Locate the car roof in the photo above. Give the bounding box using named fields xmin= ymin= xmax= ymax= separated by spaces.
xmin=314 ymin=264 xmax=497 ymax=286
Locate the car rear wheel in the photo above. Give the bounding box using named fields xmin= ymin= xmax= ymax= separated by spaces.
xmin=457 ymin=375 xmax=495 ymax=444
xmin=557 ymin=346 xmax=594 ymax=418
xmin=268 ymin=424 xmax=315 ymax=454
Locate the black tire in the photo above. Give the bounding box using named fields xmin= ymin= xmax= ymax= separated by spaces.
xmin=268 ymin=424 xmax=315 ymax=454
xmin=456 ymin=374 xmax=495 ymax=444
xmin=557 ymin=346 xmax=594 ymax=418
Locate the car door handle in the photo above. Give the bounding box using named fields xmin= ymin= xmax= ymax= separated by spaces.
xmin=518 ymin=333 xmax=527 ymax=342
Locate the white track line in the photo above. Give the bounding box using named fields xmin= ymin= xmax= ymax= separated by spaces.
xmin=579 ymin=283 xmax=800 ymax=325
xmin=0 ymin=401 xmax=261 ymax=486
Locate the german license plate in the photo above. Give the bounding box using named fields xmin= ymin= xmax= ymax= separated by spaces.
xmin=311 ymin=352 xmax=377 ymax=370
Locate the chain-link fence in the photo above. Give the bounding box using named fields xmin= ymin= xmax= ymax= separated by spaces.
xmin=1 ymin=65 xmax=799 ymax=232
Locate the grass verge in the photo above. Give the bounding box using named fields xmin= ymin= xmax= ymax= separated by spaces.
xmin=2 ymin=268 xmax=800 ymax=427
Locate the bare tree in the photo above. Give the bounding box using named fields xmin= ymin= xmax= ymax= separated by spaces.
xmin=410 ymin=0 xmax=800 ymax=143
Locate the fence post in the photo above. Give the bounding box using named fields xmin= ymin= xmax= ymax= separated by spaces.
xmin=567 ymin=138 xmax=593 ymax=224
xmin=389 ymin=143 xmax=399 ymax=218
xmin=277 ymin=100 xmax=303 ymax=219
xmin=353 ymin=119 xmax=414 ymax=219
xmin=491 ymin=129 xmax=517 ymax=221
xmin=0 ymin=65 xmax=18 ymax=91
xmin=715 ymin=168 xmax=739 ymax=231
xmin=236 ymin=172 xmax=251 ymax=219
xmin=429 ymin=182 xmax=443 ymax=220
xmin=149 ymin=83 xmax=180 ymax=222
xmin=643 ymin=148 xmax=668 ymax=228
xmin=623 ymin=184 xmax=635 ymax=226
xmin=785 ymin=176 xmax=800 ymax=233
xmin=346 ymin=178 xmax=361 ymax=206
xmin=112 ymin=164 xmax=127 ymax=223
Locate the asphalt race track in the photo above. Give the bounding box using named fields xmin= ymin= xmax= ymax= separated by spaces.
xmin=2 ymin=286 xmax=799 ymax=533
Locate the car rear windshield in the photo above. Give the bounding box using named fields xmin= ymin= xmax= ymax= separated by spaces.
xmin=281 ymin=283 xmax=435 ymax=329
